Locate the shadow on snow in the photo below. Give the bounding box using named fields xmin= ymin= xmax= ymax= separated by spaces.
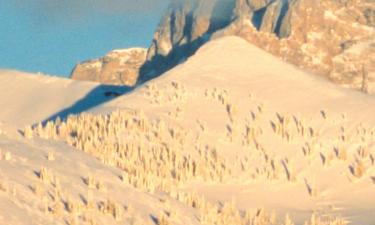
xmin=40 ymin=84 xmax=134 ymax=125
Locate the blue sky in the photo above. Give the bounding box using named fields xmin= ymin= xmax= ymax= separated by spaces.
xmin=0 ymin=0 xmax=169 ymax=77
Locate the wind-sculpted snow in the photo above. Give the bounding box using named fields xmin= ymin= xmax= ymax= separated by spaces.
xmin=28 ymin=102 xmax=359 ymax=225
xmin=29 ymin=74 xmax=375 ymax=224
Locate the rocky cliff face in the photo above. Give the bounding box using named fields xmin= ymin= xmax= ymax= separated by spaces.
xmin=71 ymin=48 xmax=147 ymax=86
xmin=140 ymin=0 xmax=375 ymax=92
xmin=235 ymin=0 xmax=375 ymax=86
xmin=71 ymin=0 xmax=374 ymax=92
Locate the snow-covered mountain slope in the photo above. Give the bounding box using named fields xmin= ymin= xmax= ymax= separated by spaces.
xmin=1 ymin=36 xmax=375 ymax=225
xmin=0 ymin=70 xmax=132 ymax=129
xmin=0 ymin=70 xmax=97 ymax=127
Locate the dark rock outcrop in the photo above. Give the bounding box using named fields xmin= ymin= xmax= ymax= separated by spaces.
xmin=71 ymin=48 xmax=147 ymax=86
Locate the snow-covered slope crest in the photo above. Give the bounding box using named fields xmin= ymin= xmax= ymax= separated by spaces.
xmin=0 ymin=69 xmax=133 ymax=129
xmin=1 ymin=36 xmax=375 ymax=225
xmin=0 ymin=69 xmax=96 ymax=127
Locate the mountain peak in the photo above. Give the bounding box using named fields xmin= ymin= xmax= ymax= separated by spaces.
xmin=139 ymin=0 xmax=374 ymax=91
xmin=71 ymin=0 xmax=374 ymax=92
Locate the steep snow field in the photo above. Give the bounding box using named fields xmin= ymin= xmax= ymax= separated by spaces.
xmin=0 ymin=36 xmax=374 ymax=225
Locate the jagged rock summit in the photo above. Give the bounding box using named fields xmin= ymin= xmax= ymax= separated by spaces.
xmin=71 ymin=0 xmax=374 ymax=92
